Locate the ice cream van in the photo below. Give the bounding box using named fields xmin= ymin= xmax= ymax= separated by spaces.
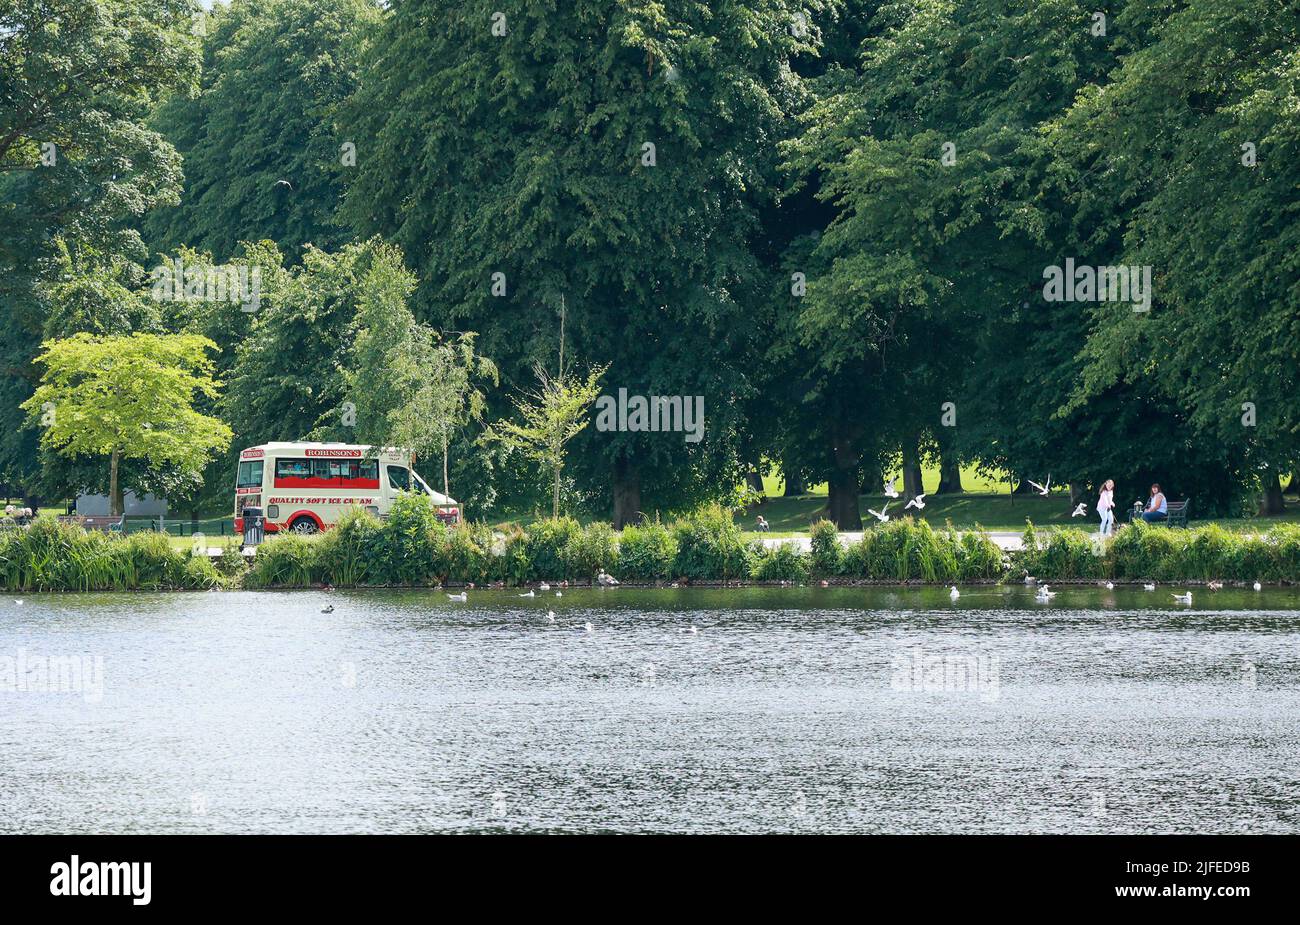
xmin=233 ymin=442 xmax=459 ymax=534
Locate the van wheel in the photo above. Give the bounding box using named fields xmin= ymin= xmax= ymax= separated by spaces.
xmin=289 ymin=517 xmax=319 ymax=535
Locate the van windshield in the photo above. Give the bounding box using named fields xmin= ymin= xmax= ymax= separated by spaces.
xmin=237 ymin=460 xmax=264 ymax=488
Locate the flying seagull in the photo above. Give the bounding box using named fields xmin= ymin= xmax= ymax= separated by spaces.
xmin=904 ymin=493 xmax=927 ymax=511
xmin=1071 ymin=503 xmax=1087 ymax=517
xmin=883 ymin=477 xmax=900 ymax=498
xmin=1027 ymin=476 xmax=1052 ymax=495
xmin=867 ymin=501 xmax=892 ymax=523
xmin=273 ymin=179 xmax=293 ymax=191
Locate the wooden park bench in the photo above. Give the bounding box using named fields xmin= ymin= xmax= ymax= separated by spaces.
xmin=58 ymin=514 xmax=125 ymax=533
xmin=1127 ymin=499 xmax=1190 ymax=528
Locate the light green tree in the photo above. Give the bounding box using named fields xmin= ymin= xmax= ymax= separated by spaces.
xmin=488 ymin=365 xmax=607 ymax=519
xmin=346 ymin=244 xmax=498 ymax=498
xmin=22 ymin=333 xmax=233 ymax=515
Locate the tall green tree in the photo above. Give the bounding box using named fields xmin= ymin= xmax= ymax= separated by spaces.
xmin=1054 ymin=0 xmax=1300 ymax=514
xmin=342 ymin=0 xmax=822 ymax=525
xmin=0 ymin=0 xmax=200 ymax=505
xmin=142 ymin=0 xmax=383 ymax=261
xmin=347 ymin=244 xmax=499 ymax=498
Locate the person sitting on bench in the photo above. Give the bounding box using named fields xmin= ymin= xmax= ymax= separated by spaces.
xmin=1142 ymin=483 xmax=1168 ymax=523
xmin=755 ymin=515 xmax=770 ymax=533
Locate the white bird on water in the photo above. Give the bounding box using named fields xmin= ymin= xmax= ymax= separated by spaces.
xmin=1143 ymin=583 xmax=1156 ymax=592
xmin=539 ymin=582 xmax=551 ymax=591
xmin=447 ymin=592 xmax=467 ymax=602
xmin=321 ymin=604 xmax=334 ymax=614
xmin=1027 ymin=476 xmax=1052 ymax=496
xmin=1104 ymin=581 xmax=1114 ymax=590
xmin=949 ymin=585 xmax=960 ymax=601
xmin=14 ymin=600 xmax=23 ymax=606
xmin=519 ymin=590 xmax=535 ymax=598
xmin=1171 ymin=591 xmax=1192 ymax=605
xmin=686 ymin=625 xmax=699 ymax=634
xmin=904 ymin=493 xmax=927 ymax=511
xmin=883 ymin=477 xmax=900 ymax=499
xmin=583 ymin=621 xmax=594 ymax=633
xmin=1071 ymin=503 xmax=1087 ymax=517
xmin=1023 ymin=575 xmax=1037 ymax=585
xmin=1035 ymin=585 xmax=1056 ymax=601
xmin=555 ymin=591 xmax=563 ymax=598
xmin=867 ymin=501 xmax=892 ymax=523
xmin=1253 ymin=581 xmax=1262 ymax=592
xmin=546 ymin=610 xmax=556 ymax=623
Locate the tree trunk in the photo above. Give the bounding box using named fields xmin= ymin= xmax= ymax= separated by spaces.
xmin=901 ymin=439 xmax=924 ymax=501
xmin=825 ymin=467 xmax=863 ymax=530
xmin=936 ymin=449 xmax=964 ymax=494
xmin=109 ymin=449 xmax=122 ymax=517
xmin=745 ymin=463 xmax=766 ymax=498
xmin=552 ymin=464 xmax=561 ymax=519
xmin=782 ymin=465 xmax=805 ymax=497
xmin=612 ymin=454 xmax=642 ymax=529
xmin=1069 ymin=483 xmax=1084 ymax=506
xmin=1258 ymin=471 xmax=1285 ymax=516
xmin=442 ymin=434 xmax=450 ymax=499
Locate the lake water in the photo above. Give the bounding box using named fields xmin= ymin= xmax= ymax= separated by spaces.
xmin=2 ymin=586 xmax=1298 ymax=834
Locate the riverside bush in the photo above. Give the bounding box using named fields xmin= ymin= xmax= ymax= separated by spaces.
xmin=751 ymin=542 xmax=808 ymax=582
xmin=809 ymin=519 xmax=841 ymax=576
xmin=1020 ymin=527 xmax=1105 ymax=580
xmin=0 ymin=519 xmax=219 ymax=591
xmin=245 ymin=533 xmax=317 ymax=588
xmin=12 ymin=512 xmax=1300 ymax=591
xmin=374 ymin=492 xmax=446 ymax=585
xmin=313 ymin=506 xmax=383 ymax=586
xmin=843 ymin=519 xmax=960 ymax=581
xmin=565 ymin=522 xmax=617 ymax=578
xmin=616 ymin=520 xmax=677 ymax=580
xmin=672 ymin=504 xmax=753 ymax=580
xmin=525 ymin=517 xmax=581 ymax=580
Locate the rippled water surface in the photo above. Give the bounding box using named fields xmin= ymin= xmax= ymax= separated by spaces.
xmin=2 ymin=586 xmax=1298 ymax=833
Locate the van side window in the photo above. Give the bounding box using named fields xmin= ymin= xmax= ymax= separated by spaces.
xmin=276 ymin=458 xmax=311 ymax=479
xmin=386 ymin=465 xmax=410 ymax=492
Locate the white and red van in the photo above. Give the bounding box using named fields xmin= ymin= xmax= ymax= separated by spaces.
xmin=234 ymin=442 xmax=459 ymax=534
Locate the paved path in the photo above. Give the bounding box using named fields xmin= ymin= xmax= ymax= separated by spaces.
xmin=761 ymin=531 xmax=1025 ymax=552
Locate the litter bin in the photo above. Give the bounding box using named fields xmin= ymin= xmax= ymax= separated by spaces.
xmin=242 ymin=507 xmax=265 ymax=546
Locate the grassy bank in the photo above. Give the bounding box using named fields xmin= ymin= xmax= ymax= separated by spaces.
xmin=7 ymin=491 xmax=1300 ymax=592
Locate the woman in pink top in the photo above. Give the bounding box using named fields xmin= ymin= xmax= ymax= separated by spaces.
xmin=1097 ymin=479 xmax=1115 ymax=536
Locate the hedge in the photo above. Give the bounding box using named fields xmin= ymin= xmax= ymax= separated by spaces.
xmin=7 ymin=497 xmax=1300 ymax=591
